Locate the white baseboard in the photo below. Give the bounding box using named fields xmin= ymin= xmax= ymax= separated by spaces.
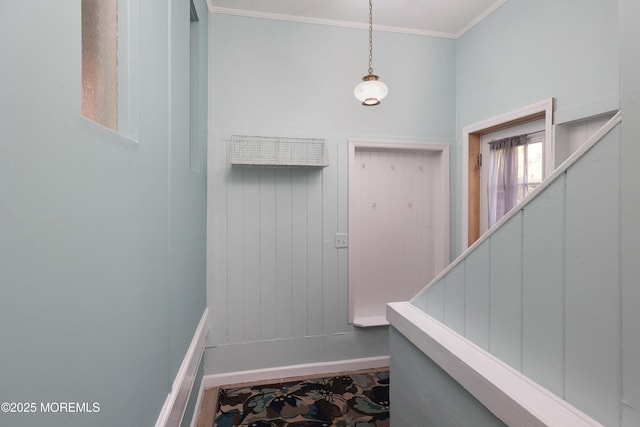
xmin=156 ymin=308 xmax=209 ymax=427
xmin=189 ymin=377 xmax=207 ymax=427
xmin=202 ymin=355 xmax=389 ymax=390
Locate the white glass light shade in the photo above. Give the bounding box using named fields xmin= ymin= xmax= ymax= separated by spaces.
xmin=354 ymin=75 xmax=388 ymax=106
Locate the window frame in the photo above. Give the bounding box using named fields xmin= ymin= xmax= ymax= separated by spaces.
xmin=81 ymin=0 xmax=139 ymax=141
xmin=462 ymin=98 xmax=554 ymax=250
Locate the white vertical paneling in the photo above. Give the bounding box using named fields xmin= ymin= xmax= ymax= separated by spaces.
xmin=259 ymin=169 xmax=278 ymax=340
xmin=336 ymin=145 xmax=351 ymax=331
xmin=389 ymin=327 xmax=508 ymax=427
xmin=464 ymin=241 xmax=491 ymax=350
xmin=555 ymin=113 xmax=616 ymax=165
xmin=347 ymin=144 xmax=363 ymax=323
xmin=307 ymin=171 xmax=324 ymax=336
xmin=622 ymin=405 xmax=640 ymax=427
xmin=374 ymin=150 xmax=391 ymax=314
xmin=410 ymin=153 xmax=436 ymax=297
xmin=567 ymin=121 xmax=588 ymax=155
xmin=291 ymin=169 xmax=309 ymax=337
xmin=383 ymin=151 xmax=401 ymax=308
xmin=322 ymin=142 xmax=339 ymax=336
xmin=565 ymin=131 xmax=621 ymax=427
xmin=349 ymin=149 xmax=366 ymax=320
xmin=401 ymin=153 xmax=415 ymax=296
xmin=554 ymin=125 xmax=570 ymax=168
xmin=275 ymin=169 xmax=293 ymax=339
xmin=522 ymin=176 xmax=566 ymax=397
xmin=350 ymin=149 xmax=362 ymax=321
xmin=350 ymin=144 xmax=447 ymax=324
xmin=215 ymin=138 xmax=450 ymax=348
xmin=373 ymin=151 xmax=393 ymax=314
xmin=360 ymin=150 xmax=383 ymax=319
xmin=444 ymin=260 xmax=465 ymax=335
xmin=411 ymin=291 xmax=428 ymax=312
xmin=408 ymin=121 xmax=625 ymax=424
xmin=490 ymin=212 xmax=523 ymax=370
xmin=426 ymin=280 xmax=445 ymax=322
xmin=364 ymin=150 xmax=388 ymax=318
xmin=621 ymin=1 xmax=640 ymax=414
xmin=420 ymin=155 xmax=436 ymax=285
xmin=568 ymin=115 xmax=613 ymax=154
xmin=209 ymin=133 xmax=229 ymax=345
xmin=242 ymin=168 xmax=262 ymax=341
xmin=226 ymin=169 xmax=245 ymax=342
xmin=622 ymin=162 xmax=640 ymax=416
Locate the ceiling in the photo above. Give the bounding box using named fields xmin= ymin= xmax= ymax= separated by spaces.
xmin=207 ymin=0 xmax=508 ymax=38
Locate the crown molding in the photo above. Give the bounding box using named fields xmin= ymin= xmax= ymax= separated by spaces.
xmin=207 ymin=5 xmax=457 ymax=39
xmin=207 ymin=0 xmax=508 ymax=40
xmin=455 ymin=0 xmax=509 ymax=38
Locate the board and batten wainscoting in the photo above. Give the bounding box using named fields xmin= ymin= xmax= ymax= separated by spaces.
xmin=410 ymin=113 xmax=623 ymax=426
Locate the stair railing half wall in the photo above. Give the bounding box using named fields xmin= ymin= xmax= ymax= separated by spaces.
xmin=414 ymin=110 xmax=622 ymax=302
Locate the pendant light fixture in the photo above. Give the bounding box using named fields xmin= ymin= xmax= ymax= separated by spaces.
xmin=354 ymin=0 xmax=388 ymax=106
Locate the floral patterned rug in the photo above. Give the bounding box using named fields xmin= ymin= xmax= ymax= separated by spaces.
xmin=213 ymin=369 xmax=390 ymax=427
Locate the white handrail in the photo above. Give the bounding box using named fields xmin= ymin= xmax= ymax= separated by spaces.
xmin=412 ymin=111 xmax=622 ymax=302
xmin=388 ymin=302 xmax=604 ymax=427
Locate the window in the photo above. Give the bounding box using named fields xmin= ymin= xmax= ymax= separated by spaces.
xmin=523 ymin=133 xmax=543 ymax=192
xmin=463 ymin=99 xmax=554 ymax=249
xmin=480 ymin=118 xmax=545 ymax=233
xmin=82 ymin=0 xmax=118 ymax=130
xmin=82 ymin=0 xmax=138 ymax=138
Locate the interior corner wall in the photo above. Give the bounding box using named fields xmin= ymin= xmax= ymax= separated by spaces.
xmin=205 ymin=13 xmax=457 ymax=373
xmin=620 ymin=0 xmax=640 ymax=425
xmin=452 ymin=0 xmax=619 ymax=257
xmin=0 ymin=1 xmax=208 ymax=426
xmin=169 ymin=0 xmax=209 ymax=381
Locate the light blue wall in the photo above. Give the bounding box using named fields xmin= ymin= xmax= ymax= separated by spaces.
xmin=211 ymin=15 xmax=456 ymax=138
xmin=457 ymin=0 xmax=619 ymax=127
xmin=205 ymin=0 xmax=620 ymax=374
xmin=620 ymin=1 xmax=640 ymax=425
xmin=407 ymin=1 xmax=632 ymax=425
xmin=389 ymin=327 xmax=506 ymax=427
xmin=206 ymin=14 xmax=456 ymax=373
xmin=407 ymin=1 xmax=640 ymax=424
xmin=169 ymin=0 xmax=209 ymax=380
xmin=0 ymin=0 xmax=208 ymax=426
xmin=452 ymin=0 xmax=619 ymax=256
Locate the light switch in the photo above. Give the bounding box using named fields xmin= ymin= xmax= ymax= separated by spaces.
xmin=335 ymin=233 xmax=348 ymax=248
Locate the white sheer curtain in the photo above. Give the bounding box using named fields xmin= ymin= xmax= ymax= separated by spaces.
xmin=487 ymin=134 xmax=530 ymax=227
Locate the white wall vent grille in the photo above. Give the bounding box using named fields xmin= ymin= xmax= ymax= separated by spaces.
xmin=229 ymin=135 xmax=329 ymax=167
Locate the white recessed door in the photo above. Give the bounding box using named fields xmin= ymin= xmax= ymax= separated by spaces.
xmin=348 ymin=140 xmax=449 ymax=327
